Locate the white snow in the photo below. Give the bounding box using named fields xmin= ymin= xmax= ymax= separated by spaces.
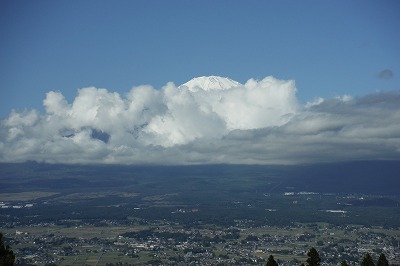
xmin=179 ymin=76 xmax=242 ymax=92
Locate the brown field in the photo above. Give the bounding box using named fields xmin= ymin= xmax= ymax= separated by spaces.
xmin=0 ymin=191 xmax=59 ymax=202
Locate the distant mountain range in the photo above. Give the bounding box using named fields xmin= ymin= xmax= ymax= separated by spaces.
xmin=0 ymin=160 xmax=399 ymax=195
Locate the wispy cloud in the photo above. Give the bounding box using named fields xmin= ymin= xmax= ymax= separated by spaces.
xmin=378 ymin=69 xmax=394 ymax=79
xmin=1 ymin=76 xmax=399 ymax=165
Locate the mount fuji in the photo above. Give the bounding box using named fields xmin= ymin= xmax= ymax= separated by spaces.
xmin=179 ymin=76 xmax=242 ymax=92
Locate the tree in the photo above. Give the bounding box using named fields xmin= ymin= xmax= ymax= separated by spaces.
xmin=361 ymin=253 xmax=375 ymax=266
xmin=376 ymin=253 xmax=388 ymax=266
xmin=266 ymin=255 xmax=279 ymax=266
xmin=306 ymin=247 xmax=321 ymax=266
xmin=0 ymin=232 xmax=15 ymax=266
xmin=341 ymin=261 xmax=349 ymax=266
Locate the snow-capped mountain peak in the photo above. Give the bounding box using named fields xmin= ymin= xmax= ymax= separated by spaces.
xmin=179 ymin=76 xmax=241 ymax=92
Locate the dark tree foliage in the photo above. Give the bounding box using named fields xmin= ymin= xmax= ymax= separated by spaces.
xmin=340 ymin=261 xmax=349 ymax=266
xmin=0 ymin=233 xmax=15 ymax=266
xmin=377 ymin=253 xmax=389 ymax=266
xmin=266 ymin=255 xmax=279 ymax=266
xmin=245 ymin=235 xmax=259 ymax=241
xmin=362 ymin=253 xmax=375 ymax=266
xmin=306 ymin=247 xmax=321 ymax=266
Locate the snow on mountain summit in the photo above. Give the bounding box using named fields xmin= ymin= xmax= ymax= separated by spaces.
xmin=179 ymin=76 xmax=242 ymax=92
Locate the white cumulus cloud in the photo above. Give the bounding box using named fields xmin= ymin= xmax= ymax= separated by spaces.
xmin=0 ymin=76 xmax=399 ymax=165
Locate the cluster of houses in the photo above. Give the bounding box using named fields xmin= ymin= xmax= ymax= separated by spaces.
xmin=2 ymin=218 xmax=398 ymax=265
xmin=0 ymin=201 xmax=34 ymax=209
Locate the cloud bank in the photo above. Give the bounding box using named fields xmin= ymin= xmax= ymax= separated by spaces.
xmin=1 ymin=76 xmax=399 ymax=165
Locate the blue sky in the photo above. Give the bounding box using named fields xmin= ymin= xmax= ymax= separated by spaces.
xmin=1 ymin=0 xmax=399 ymax=118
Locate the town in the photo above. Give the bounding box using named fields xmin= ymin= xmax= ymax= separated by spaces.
xmin=1 ymin=196 xmax=399 ymax=265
